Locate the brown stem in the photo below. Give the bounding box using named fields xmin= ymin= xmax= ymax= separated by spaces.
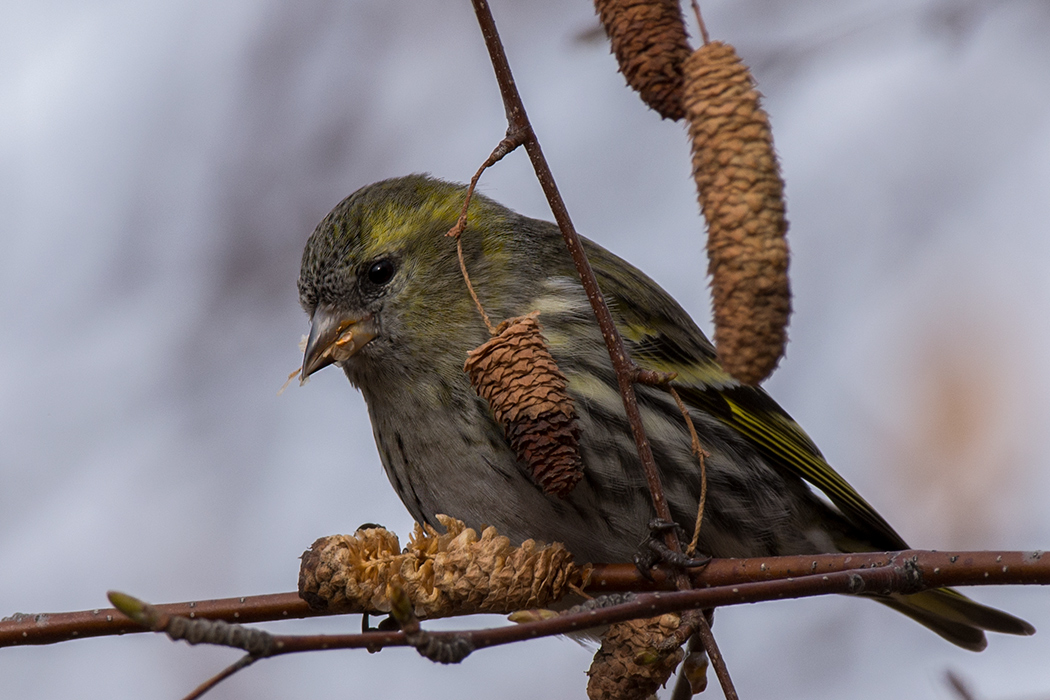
xmin=277 ymin=558 xmax=994 ymax=652
xmin=690 ymin=0 xmax=710 ymax=46
xmin=467 ymin=0 xmax=680 ymax=558
xmin=467 ymin=4 xmax=736 ymax=690
xmin=182 ymin=655 xmax=256 ymax=700
xmin=694 ymin=613 xmax=737 ymax=700
xmin=944 ymin=670 xmax=980 ymax=700
xmin=454 ymin=235 xmax=496 ymax=335
xmin=461 ymin=26 xmax=732 ymax=695
xmin=106 ymin=559 xmax=990 ymax=660
xmin=447 ymin=131 xmax=529 ymax=335
xmin=669 ymin=386 xmax=708 ymax=557
xmin=6 ymin=549 xmax=1044 ymax=649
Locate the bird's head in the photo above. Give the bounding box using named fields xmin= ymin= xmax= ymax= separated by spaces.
xmin=297 ymin=174 xmax=518 ymax=385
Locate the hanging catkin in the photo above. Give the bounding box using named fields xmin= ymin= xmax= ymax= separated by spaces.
xmin=683 ymin=41 xmax=791 ymax=385
xmin=464 ymin=312 xmax=584 ymax=497
xmin=586 ymin=613 xmax=685 ymax=700
xmin=594 ymin=0 xmax=692 ymax=120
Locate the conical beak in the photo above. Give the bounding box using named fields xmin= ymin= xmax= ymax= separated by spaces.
xmin=301 ymin=306 xmax=376 ymax=382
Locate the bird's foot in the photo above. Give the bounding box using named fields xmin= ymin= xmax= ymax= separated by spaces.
xmin=633 ymin=519 xmax=711 ymax=581
xmin=361 ymin=613 xmax=400 ymax=653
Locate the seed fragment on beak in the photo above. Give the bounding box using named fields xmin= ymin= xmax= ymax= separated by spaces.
xmin=300 ymin=307 xmax=378 ymax=383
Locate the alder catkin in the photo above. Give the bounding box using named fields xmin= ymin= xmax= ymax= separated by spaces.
xmin=594 ymin=0 xmax=692 ymax=120
xmin=683 ymin=41 xmax=791 ymax=385
xmin=587 ymin=614 xmax=685 ymax=700
xmin=464 ymin=312 xmax=584 ymax=497
xmin=298 ymin=516 xmax=584 ymax=618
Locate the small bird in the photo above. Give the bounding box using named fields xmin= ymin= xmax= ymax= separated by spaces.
xmin=298 ymin=174 xmax=1032 ymax=650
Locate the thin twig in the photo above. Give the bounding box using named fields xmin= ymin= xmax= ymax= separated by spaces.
xmin=694 ymin=613 xmax=738 ymax=700
xmin=690 ymin=0 xmax=710 ymax=46
xmin=468 ymin=0 xmax=683 ymax=568
xmin=669 ymin=383 xmax=718 ymax=698
xmin=447 ymin=130 xmax=527 ymax=241
xmin=447 ymin=131 xmax=529 ymax=335
xmin=467 ymin=3 xmax=735 ymax=691
xmin=945 ymin=670 xmax=980 ymax=700
xmin=454 ymin=236 xmax=496 ymax=335
xmin=181 ymin=655 xmax=256 ymax=700
xmin=669 ymin=386 xmax=708 ymax=557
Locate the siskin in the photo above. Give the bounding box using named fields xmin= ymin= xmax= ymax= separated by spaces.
xmin=297 ymin=174 xmax=1032 ymax=650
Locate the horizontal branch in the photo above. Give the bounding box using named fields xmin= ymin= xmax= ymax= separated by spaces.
xmin=2 ymin=549 xmax=1043 ymax=650
xmin=270 ymin=562 xmax=912 ymax=656
xmin=589 ymin=548 xmax=1050 ymax=591
xmin=103 ymin=553 xmax=1041 ymax=661
xmin=0 ymin=592 xmax=323 ymax=648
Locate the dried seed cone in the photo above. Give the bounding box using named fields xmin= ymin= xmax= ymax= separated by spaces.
xmin=298 ymin=516 xmax=585 ymax=618
xmin=683 ymin=41 xmax=791 ymax=385
xmin=594 ymin=0 xmax=692 ymax=120
xmin=587 ymin=613 xmax=685 ymax=700
xmin=464 ymin=312 xmax=584 ymax=497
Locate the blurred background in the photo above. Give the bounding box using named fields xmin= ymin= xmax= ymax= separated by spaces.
xmin=3 ymin=0 xmax=1049 ymax=697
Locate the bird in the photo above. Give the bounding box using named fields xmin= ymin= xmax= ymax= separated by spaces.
xmin=297 ymin=173 xmax=1033 ymax=651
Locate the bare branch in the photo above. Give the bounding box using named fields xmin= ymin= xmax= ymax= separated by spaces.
xmin=468 ymin=0 xmax=680 ymax=551
xmin=4 ymin=549 xmax=1044 ymax=649
xmin=91 ymin=555 xmax=1033 ymax=662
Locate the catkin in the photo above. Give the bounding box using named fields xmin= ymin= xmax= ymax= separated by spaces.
xmin=683 ymin=41 xmax=791 ymax=385
xmin=587 ymin=613 xmax=685 ymax=700
xmin=594 ymin=0 xmax=692 ymax=120
xmin=298 ymin=516 xmax=584 ymax=618
xmin=464 ymin=312 xmax=584 ymax=497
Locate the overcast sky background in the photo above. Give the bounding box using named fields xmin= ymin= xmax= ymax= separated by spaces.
xmin=3 ymin=0 xmax=1050 ymax=698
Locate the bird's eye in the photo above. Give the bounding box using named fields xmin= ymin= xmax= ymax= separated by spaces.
xmin=366 ymin=259 xmax=396 ymax=286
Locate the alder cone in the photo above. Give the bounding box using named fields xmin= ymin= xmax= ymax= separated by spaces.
xmin=587 ymin=613 xmax=685 ymax=700
xmin=683 ymin=41 xmax=791 ymax=385
xmin=594 ymin=0 xmax=691 ymax=120
xmin=464 ymin=312 xmax=584 ymax=497
xmin=298 ymin=517 xmax=583 ymax=618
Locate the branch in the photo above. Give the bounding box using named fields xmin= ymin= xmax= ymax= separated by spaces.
xmin=466 ymin=4 xmax=718 ymax=687
xmin=78 ymin=552 xmax=1043 ymax=662
xmin=468 ymin=0 xmax=679 ymax=545
xmin=467 ymin=2 xmax=731 ymax=692
xmin=4 ymin=549 xmax=1044 ymax=648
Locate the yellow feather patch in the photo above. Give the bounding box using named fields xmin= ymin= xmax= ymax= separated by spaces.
xmin=361 ymin=183 xmax=510 ymax=261
xmin=363 ymin=196 xmax=461 ymax=253
xmin=722 ymin=396 xmax=903 ymax=547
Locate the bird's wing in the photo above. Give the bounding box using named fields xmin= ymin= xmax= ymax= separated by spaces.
xmin=586 ymin=243 xmax=908 ymax=551
xmin=675 ymin=382 xmax=908 ymax=551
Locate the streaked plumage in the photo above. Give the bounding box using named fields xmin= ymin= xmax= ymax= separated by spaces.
xmin=297 ymin=174 xmax=1033 ymax=650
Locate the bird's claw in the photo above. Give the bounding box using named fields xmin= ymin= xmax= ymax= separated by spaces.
xmin=634 ymin=551 xmax=657 ymax=581
xmin=634 ymin=519 xmax=711 ymax=579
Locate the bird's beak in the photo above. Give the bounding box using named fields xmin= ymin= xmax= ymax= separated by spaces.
xmin=301 ymin=306 xmax=377 ymax=383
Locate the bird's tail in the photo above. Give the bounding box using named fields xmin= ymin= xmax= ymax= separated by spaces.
xmin=876 ymin=588 xmax=1034 ymax=651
